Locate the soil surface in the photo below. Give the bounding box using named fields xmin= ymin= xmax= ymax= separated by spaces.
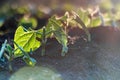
xmin=1 ymin=26 xmax=120 ymax=80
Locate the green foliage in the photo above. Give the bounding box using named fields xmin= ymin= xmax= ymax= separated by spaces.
xmin=90 ymin=17 xmax=102 ymax=27
xmin=46 ymin=16 xmax=68 ymax=56
xmin=36 ymin=10 xmax=46 ymax=18
xmin=1 ymin=6 xmax=120 ymax=71
xmin=102 ymin=12 xmax=119 ymax=27
xmin=77 ymin=9 xmax=90 ymax=27
xmin=0 ymin=40 xmax=14 ymax=71
xmin=16 ymin=6 xmax=30 ymax=14
xmin=13 ymin=15 xmax=69 ymax=66
xmin=0 ymin=4 xmax=15 ymax=18
xmin=14 ymin=41 xmax=36 ymax=66
xmin=5 ymin=44 xmax=14 ymax=59
xmin=74 ymin=8 xmax=102 ymax=28
xmin=99 ymin=0 xmax=113 ymax=11
xmin=14 ymin=14 xmax=68 ymax=57
xmin=14 ymin=26 xmax=41 ymax=57
xmin=72 ymin=11 xmax=91 ymax=41
xmin=19 ymin=16 xmax=38 ymax=29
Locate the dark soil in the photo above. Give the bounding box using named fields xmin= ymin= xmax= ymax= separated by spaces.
xmin=1 ymin=26 xmax=120 ymax=80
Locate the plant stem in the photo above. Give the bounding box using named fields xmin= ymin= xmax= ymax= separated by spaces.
xmin=41 ymin=27 xmax=46 ymax=56
xmin=4 ymin=53 xmax=13 ymax=72
xmin=8 ymin=61 xmax=13 ymax=72
xmin=0 ymin=40 xmax=7 ymax=58
xmin=98 ymin=11 xmax=104 ymax=26
xmin=74 ymin=15 xmax=91 ymax=42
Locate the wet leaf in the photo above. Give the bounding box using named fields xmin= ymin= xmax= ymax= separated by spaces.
xmin=14 ymin=26 xmax=41 ymax=57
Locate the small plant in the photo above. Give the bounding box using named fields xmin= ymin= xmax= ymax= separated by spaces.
xmin=12 ymin=10 xmax=94 ymax=68
xmin=0 ymin=6 xmax=116 ymax=71
xmin=72 ymin=11 xmax=91 ymax=41
xmin=0 ymin=39 xmax=36 ymax=71
xmin=0 ymin=10 xmax=95 ymax=71
xmin=0 ymin=40 xmax=13 ymax=71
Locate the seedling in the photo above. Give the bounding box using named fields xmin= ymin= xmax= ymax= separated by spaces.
xmin=72 ymin=11 xmax=91 ymax=42
xmin=1 ymin=6 xmax=118 ymax=72
xmin=0 ymin=40 xmax=14 ymax=72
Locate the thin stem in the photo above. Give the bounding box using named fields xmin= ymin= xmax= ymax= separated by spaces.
xmin=41 ymin=27 xmax=47 ymax=56
xmin=0 ymin=40 xmax=7 ymax=58
xmin=8 ymin=61 xmax=13 ymax=72
xmin=74 ymin=14 xmax=91 ymax=42
xmin=4 ymin=53 xmax=13 ymax=72
xmin=13 ymin=41 xmax=30 ymax=58
xmin=98 ymin=11 xmax=104 ymax=26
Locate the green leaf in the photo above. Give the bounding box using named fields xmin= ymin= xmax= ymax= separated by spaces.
xmin=14 ymin=41 xmax=36 ymax=66
xmin=53 ymin=29 xmax=68 ymax=56
xmin=45 ymin=17 xmax=56 ymax=37
xmin=77 ymin=9 xmax=90 ymax=27
xmin=49 ymin=16 xmax=68 ymax=56
xmin=23 ymin=56 xmax=36 ymax=66
xmin=90 ymin=17 xmax=102 ymax=27
xmin=5 ymin=44 xmax=13 ymax=57
xmin=73 ymin=11 xmax=91 ymax=42
xmin=14 ymin=26 xmax=41 ymax=57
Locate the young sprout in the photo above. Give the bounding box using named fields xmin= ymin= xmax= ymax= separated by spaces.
xmin=4 ymin=44 xmax=14 ymax=72
xmin=0 ymin=40 xmax=14 ymax=72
